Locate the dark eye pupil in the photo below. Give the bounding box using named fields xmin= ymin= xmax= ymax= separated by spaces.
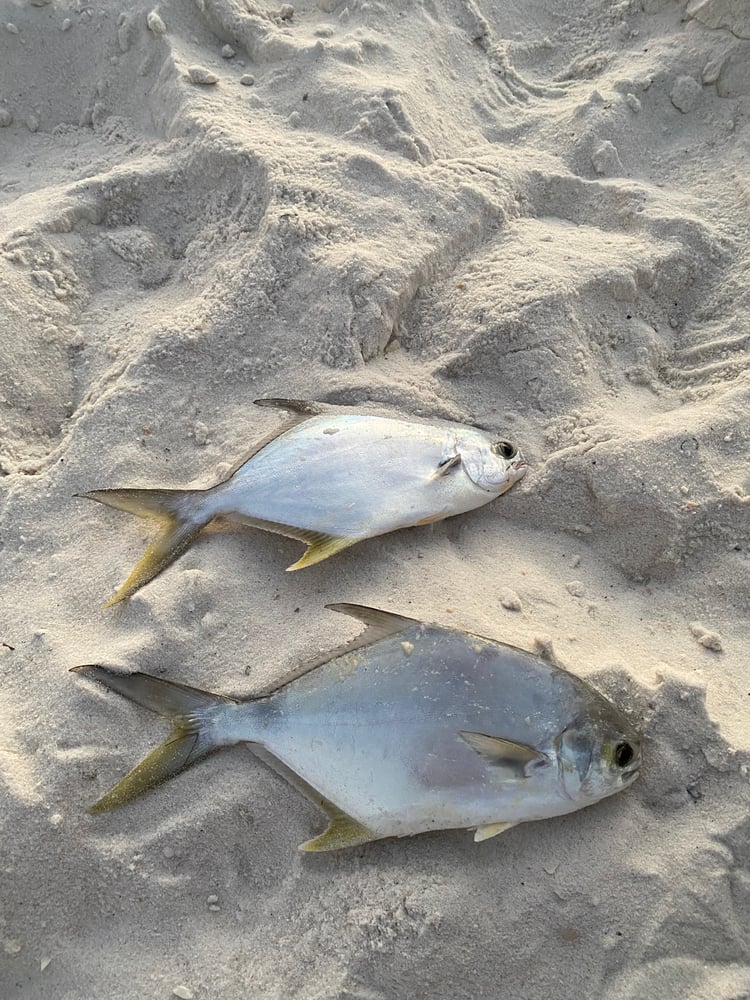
xmin=615 ymin=742 xmax=633 ymax=768
xmin=494 ymin=441 xmax=516 ymax=460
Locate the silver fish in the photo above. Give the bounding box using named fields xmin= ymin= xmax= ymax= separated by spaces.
xmin=73 ymin=604 xmax=640 ymax=851
xmin=79 ymin=398 xmax=528 ymax=607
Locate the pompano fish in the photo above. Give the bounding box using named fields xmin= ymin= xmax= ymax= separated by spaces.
xmin=79 ymin=398 xmax=528 ymax=607
xmin=72 ymin=604 xmax=641 ymax=851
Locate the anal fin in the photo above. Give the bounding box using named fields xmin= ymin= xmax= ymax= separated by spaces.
xmin=226 ymin=514 xmax=356 ymax=572
xmin=474 ymin=821 xmax=517 ymax=843
xmin=299 ymin=799 xmax=374 ymax=852
xmin=286 ymin=532 xmax=357 ymax=571
xmin=244 ymin=746 xmax=376 ymax=852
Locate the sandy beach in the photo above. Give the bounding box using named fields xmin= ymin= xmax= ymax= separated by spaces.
xmin=1 ymin=0 xmax=749 ymax=997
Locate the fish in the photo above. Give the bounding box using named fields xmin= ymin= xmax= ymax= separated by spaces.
xmin=78 ymin=398 xmax=528 ymax=607
xmin=72 ymin=604 xmax=641 ymax=851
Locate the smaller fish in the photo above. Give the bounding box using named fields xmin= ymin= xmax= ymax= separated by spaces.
xmin=78 ymin=398 xmax=527 ymax=606
xmin=73 ymin=604 xmax=641 ymax=852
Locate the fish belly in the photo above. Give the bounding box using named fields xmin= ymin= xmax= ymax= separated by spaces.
xmin=209 ymin=415 xmax=492 ymax=539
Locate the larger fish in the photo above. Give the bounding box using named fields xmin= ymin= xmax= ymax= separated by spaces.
xmin=79 ymin=398 xmax=528 ymax=607
xmin=73 ymin=604 xmax=641 ymax=851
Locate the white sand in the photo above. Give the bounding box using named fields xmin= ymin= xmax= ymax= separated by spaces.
xmin=1 ymin=0 xmax=749 ymax=997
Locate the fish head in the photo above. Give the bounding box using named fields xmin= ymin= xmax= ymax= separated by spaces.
xmin=457 ymin=430 xmax=529 ymax=494
xmin=556 ymin=710 xmax=641 ymax=805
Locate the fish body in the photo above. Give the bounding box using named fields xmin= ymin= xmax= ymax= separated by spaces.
xmin=80 ymin=400 xmax=528 ymax=606
xmin=74 ymin=605 xmax=641 ymax=851
xmin=210 ymin=413 xmax=514 ymax=538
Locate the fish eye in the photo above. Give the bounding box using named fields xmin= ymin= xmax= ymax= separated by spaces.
xmin=492 ymin=440 xmax=517 ymax=461
xmin=614 ymin=741 xmax=634 ymax=768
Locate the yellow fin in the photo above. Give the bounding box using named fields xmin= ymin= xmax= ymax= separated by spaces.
xmin=474 ymin=821 xmax=517 ymax=843
xmin=103 ymin=518 xmax=204 ymax=608
xmin=286 ymin=532 xmax=357 ymax=571
xmin=89 ymin=728 xmax=219 ymax=812
xmin=299 ymin=800 xmax=374 ymax=852
xmin=245 ymin=746 xmax=375 ymax=853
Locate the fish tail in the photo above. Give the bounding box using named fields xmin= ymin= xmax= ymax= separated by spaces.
xmin=77 ymin=488 xmax=213 ymax=607
xmin=72 ymin=664 xmax=236 ymax=813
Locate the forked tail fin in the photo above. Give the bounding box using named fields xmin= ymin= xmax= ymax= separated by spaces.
xmin=77 ymin=488 xmax=213 ymax=607
xmin=72 ymin=665 xmax=237 ymax=812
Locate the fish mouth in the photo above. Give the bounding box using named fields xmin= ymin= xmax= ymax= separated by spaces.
xmin=622 ymin=766 xmax=640 ymax=783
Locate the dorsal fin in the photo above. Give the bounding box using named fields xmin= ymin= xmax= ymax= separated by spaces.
xmin=222 ymin=399 xmax=324 ymax=480
xmin=326 ymin=603 xmax=419 ymax=636
xmin=256 ymin=604 xmax=420 ymax=697
xmin=253 ymin=398 xmax=324 ymax=416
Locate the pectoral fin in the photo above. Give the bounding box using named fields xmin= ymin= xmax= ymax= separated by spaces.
xmin=460 ymin=731 xmax=549 ymax=778
xmin=430 ymin=453 xmax=462 ymax=479
xmin=299 ymin=799 xmax=375 ymax=852
xmin=474 ymin=821 xmax=517 ymax=843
